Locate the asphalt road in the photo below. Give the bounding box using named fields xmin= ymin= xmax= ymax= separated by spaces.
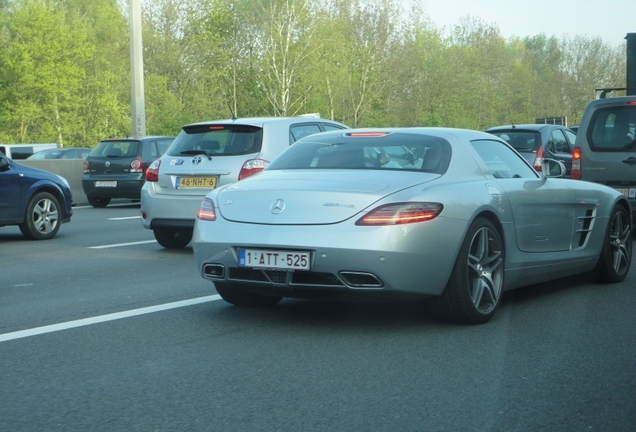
xmin=1 ymin=203 xmax=635 ymax=432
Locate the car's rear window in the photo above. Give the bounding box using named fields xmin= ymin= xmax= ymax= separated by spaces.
xmin=587 ymin=106 xmax=636 ymax=151
xmin=488 ymin=131 xmax=541 ymax=152
xmin=89 ymin=140 xmax=140 ymax=157
xmin=266 ymin=131 xmax=451 ymax=174
xmin=168 ymin=124 xmax=263 ymax=157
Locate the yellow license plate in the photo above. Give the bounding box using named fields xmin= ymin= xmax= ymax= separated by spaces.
xmin=176 ymin=176 xmax=217 ymax=189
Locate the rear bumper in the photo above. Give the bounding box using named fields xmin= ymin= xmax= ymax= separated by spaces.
xmin=82 ymin=176 xmax=144 ymax=199
xmin=140 ymin=183 xmax=206 ymax=229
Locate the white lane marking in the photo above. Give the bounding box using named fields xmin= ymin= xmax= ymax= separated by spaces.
xmin=0 ymin=295 xmax=222 ymax=343
xmin=108 ymin=216 xmax=141 ymax=221
xmin=89 ymin=240 xmax=157 ymax=249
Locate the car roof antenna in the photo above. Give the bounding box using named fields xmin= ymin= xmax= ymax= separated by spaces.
xmin=226 ymin=101 xmax=237 ymax=121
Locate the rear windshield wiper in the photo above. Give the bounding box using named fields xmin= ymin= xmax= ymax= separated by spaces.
xmin=180 ymin=149 xmax=212 ymax=159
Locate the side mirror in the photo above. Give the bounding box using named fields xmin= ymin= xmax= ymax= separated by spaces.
xmin=541 ymin=159 xmax=566 ymax=178
xmin=0 ymin=156 xmax=11 ymax=172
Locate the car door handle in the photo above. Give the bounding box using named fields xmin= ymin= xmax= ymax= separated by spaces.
xmin=622 ymin=157 xmax=636 ymax=166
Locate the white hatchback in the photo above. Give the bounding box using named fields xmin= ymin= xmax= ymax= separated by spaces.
xmin=140 ymin=116 xmax=348 ymax=248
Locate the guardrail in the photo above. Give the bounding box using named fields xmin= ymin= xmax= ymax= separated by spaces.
xmin=17 ymin=160 xmax=88 ymax=206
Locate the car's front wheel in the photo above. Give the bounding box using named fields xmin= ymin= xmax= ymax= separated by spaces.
xmin=19 ymin=192 xmax=62 ymax=240
xmin=153 ymin=227 xmax=192 ymax=249
xmin=428 ymin=218 xmax=504 ymax=324
xmin=87 ymin=196 xmax=111 ymax=208
xmin=215 ymin=282 xmax=282 ymax=307
xmin=595 ymin=204 xmax=632 ymax=283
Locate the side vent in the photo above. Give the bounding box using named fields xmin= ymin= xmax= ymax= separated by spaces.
xmin=576 ymin=209 xmax=596 ymax=247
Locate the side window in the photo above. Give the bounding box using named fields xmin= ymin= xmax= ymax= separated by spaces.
xmin=290 ymin=124 xmax=322 ymax=143
xmin=321 ymin=123 xmax=346 ymax=132
xmin=564 ymin=129 xmax=577 ymax=149
xmin=155 ymin=139 xmax=173 ymax=157
xmin=471 ymin=139 xmax=538 ymax=179
xmin=549 ymin=130 xmax=570 ymax=154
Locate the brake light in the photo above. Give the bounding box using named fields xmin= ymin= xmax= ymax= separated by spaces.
xmin=238 ymin=159 xmax=269 ymax=180
xmin=628 ymin=101 xmax=636 ymax=105
xmin=83 ymin=160 xmax=89 ymax=173
xmin=534 ymin=145 xmax=544 ymax=172
xmin=571 ymin=147 xmax=582 ymax=180
xmin=348 ymin=132 xmax=388 ymax=137
xmin=209 ymin=125 xmax=224 ymax=130
xmin=145 ymin=159 xmax=160 ymax=182
xmin=130 ymin=157 xmax=144 ymax=173
xmin=197 ymin=198 xmax=217 ymax=221
xmin=356 ymin=203 xmax=443 ymax=226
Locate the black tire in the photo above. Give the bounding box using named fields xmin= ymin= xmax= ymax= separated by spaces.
xmin=19 ymin=192 xmax=62 ymax=240
xmin=595 ymin=205 xmax=632 ymax=283
xmin=153 ymin=227 xmax=192 ymax=249
xmin=215 ymin=282 xmax=282 ymax=307
xmin=87 ymin=196 xmax=111 ymax=208
xmin=428 ymin=218 xmax=504 ymax=325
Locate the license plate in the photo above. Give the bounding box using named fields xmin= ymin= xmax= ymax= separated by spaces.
xmin=95 ymin=181 xmax=117 ymax=187
xmin=238 ymin=248 xmax=310 ymax=270
xmin=615 ymin=187 xmax=636 ymax=198
xmin=176 ymin=176 xmax=217 ymax=189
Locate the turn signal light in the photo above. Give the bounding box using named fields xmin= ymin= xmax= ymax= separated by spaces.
xmin=534 ymin=145 xmax=544 ymax=172
xmin=145 ymin=159 xmax=160 ymax=182
xmin=571 ymin=147 xmax=582 ymax=180
xmin=130 ymin=157 xmax=144 ymax=173
xmin=356 ymin=203 xmax=443 ymax=226
xmin=238 ymin=159 xmax=269 ymax=180
xmin=197 ymin=198 xmax=217 ymax=221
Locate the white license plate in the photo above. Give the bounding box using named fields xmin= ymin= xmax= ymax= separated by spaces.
xmin=615 ymin=187 xmax=636 ymax=198
xmin=95 ymin=181 xmax=117 ymax=187
xmin=238 ymin=248 xmax=310 ymax=270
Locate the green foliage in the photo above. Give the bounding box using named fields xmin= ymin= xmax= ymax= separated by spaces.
xmin=0 ymin=0 xmax=629 ymax=144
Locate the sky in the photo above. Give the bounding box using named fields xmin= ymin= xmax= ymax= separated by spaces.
xmin=418 ymin=0 xmax=635 ymax=46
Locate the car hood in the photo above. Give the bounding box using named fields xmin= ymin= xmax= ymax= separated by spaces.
xmin=215 ymin=170 xmax=439 ymax=224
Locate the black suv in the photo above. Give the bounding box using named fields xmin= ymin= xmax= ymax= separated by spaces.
xmin=82 ymin=136 xmax=174 ymax=208
xmin=571 ymin=96 xmax=636 ymax=226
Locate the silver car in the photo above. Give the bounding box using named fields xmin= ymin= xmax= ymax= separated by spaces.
xmin=192 ymin=128 xmax=632 ymax=324
xmin=140 ymin=116 xmax=348 ymax=248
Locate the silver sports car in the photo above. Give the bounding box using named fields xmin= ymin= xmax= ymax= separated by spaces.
xmin=192 ymin=128 xmax=633 ymax=324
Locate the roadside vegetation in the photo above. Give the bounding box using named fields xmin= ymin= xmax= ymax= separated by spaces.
xmin=0 ymin=0 xmax=627 ymax=146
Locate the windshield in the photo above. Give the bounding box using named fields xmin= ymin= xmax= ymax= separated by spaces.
xmin=488 ymin=131 xmax=541 ymax=152
xmin=89 ymin=140 xmax=140 ymax=157
xmin=267 ymin=131 xmax=451 ymax=174
xmin=167 ymin=124 xmax=263 ymax=156
xmin=588 ymin=106 xmax=636 ymax=151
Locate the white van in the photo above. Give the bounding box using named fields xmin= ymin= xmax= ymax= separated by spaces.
xmin=0 ymin=143 xmax=59 ymax=160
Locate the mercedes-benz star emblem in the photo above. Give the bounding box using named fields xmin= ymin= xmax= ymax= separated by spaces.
xmin=270 ymin=199 xmax=286 ymax=215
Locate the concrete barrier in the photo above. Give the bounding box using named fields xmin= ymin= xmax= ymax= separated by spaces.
xmin=18 ymin=160 xmax=88 ymax=205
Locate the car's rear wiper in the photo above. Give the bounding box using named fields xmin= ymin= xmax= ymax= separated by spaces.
xmin=180 ymin=149 xmax=212 ymax=159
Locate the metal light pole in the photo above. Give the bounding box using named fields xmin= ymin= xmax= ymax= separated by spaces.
xmin=129 ymin=0 xmax=146 ymax=138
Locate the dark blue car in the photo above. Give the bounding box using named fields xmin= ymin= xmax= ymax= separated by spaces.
xmin=0 ymin=152 xmax=73 ymax=239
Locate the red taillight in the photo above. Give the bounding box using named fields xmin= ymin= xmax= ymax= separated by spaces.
xmin=356 ymin=203 xmax=443 ymax=226
xmin=571 ymin=147 xmax=582 ymax=179
xmin=238 ymin=159 xmax=269 ymax=180
xmin=534 ymin=146 xmax=544 ymax=172
xmin=145 ymin=159 xmax=160 ymax=182
xmin=83 ymin=160 xmax=89 ymax=173
xmin=130 ymin=157 xmax=144 ymax=173
xmin=197 ymin=198 xmax=217 ymax=221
